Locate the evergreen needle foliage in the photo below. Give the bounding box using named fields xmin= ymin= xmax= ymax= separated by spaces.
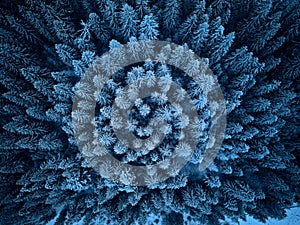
xmin=0 ymin=0 xmax=299 ymax=224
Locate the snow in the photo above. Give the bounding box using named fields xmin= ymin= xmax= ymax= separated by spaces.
xmin=239 ymin=207 xmax=300 ymax=225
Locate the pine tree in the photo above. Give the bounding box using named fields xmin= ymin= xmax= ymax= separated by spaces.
xmin=119 ymin=3 xmax=138 ymax=41
xmin=139 ymin=14 xmax=159 ymax=40
xmin=163 ymin=0 xmax=182 ymax=36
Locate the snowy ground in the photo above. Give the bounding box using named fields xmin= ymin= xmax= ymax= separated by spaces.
xmin=239 ymin=207 xmax=300 ymax=225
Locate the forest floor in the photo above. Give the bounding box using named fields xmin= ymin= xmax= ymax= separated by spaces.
xmin=239 ymin=207 xmax=300 ymax=225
